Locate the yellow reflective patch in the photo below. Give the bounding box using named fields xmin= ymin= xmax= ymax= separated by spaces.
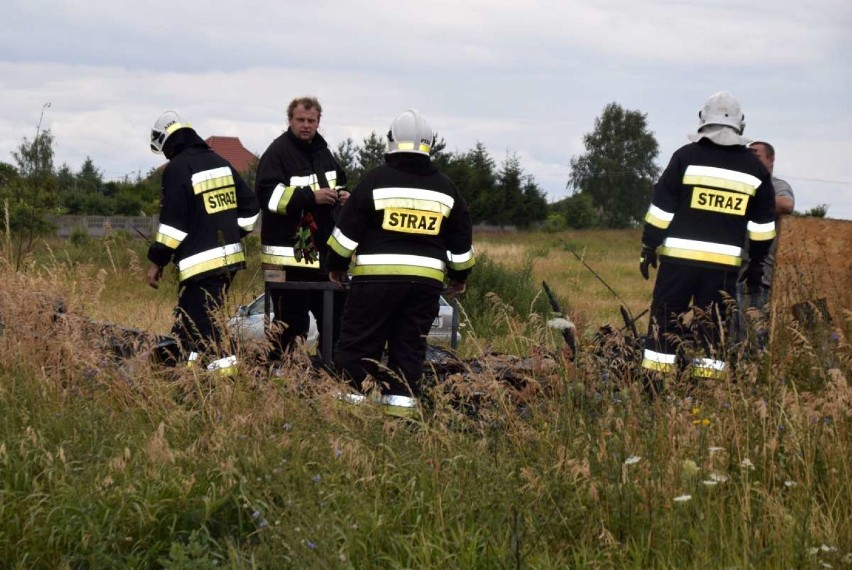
xmin=204 ymin=187 xmax=237 ymax=214
xmin=193 ymin=175 xmax=234 ymax=195
xmin=382 ymin=208 xmax=442 ymax=235
xmin=691 ymin=187 xmax=748 ymax=216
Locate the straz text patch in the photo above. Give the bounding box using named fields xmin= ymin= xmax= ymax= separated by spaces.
xmin=204 ymin=187 xmax=237 ymax=214
xmin=382 ymin=208 xmax=442 ymax=235
xmin=691 ymin=187 xmax=748 ymax=216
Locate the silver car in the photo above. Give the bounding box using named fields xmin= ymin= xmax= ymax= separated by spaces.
xmin=227 ymin=293 xmax=460 ymax=348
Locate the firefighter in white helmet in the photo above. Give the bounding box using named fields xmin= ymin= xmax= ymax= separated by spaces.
xmin=638 ymin=92 xmax=776 ymax=390
xmin=326 ymin=109 xmax=475 ymax=416
xmin=147 ymin=110 xmax=259 ymax=373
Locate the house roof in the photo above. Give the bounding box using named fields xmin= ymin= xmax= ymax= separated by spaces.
xmin=205 ymin=136 xmax=258 ymax=173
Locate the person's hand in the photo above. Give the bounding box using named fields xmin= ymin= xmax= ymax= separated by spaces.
xmin=147 ymin=263 xmax=163 ymax=289
xmin=329 ymin=270 xmax=349 ymax=286
xmin=336 ymin=189 xmax=350 ymax=206
xmin=639 ymin=246 xmax=657 ymax=280
xmin=314 ymin=187 xmax=339 ymax=206
xmin=445 ymin=279 xmax=466 ymax=297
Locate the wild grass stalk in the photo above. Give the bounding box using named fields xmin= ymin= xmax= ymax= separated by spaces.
xmin=0 ymin=233 xmax=848 ymax=567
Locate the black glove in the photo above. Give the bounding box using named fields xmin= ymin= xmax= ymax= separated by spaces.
xmin=739 ymin=260 xmax=764 ymax=291
xmin=639 ymin=246 xmax=657 ymax=280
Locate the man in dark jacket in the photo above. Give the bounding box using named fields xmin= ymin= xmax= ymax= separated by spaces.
xmin=638 ymin=92 xmax=776 ymax=388
xmin=326 ymin=109 xmax=475 ymax=416
xmin=147 ymin=110 xmax=259 ymax=373
xmin=255 ymin=97 xmax=348 ymax=362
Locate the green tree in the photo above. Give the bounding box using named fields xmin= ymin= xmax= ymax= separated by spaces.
xmin=459 ymin=142 xmax=497 ymax=224
xmin=568 ymin=102 xmax=660 ymax=228
xmin=357 ymin=132 xmax=387 ymax=180
xmin=334 ymin=137 xmax=359 ymax=186
xmin=9 ymin=105 xmax=59 ymax=266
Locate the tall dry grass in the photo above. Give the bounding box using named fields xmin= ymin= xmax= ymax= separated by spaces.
xmin=0 ymin=232 xmax=849 ymax=568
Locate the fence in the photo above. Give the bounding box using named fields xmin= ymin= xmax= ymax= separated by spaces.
xmin=50 ymin=215 xmax=158 ymax=239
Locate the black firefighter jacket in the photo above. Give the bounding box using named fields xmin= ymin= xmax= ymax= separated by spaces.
xmin=255 ymin=129 xmax=347 ymax=271
xmin=147 ymin=129 xmax=259 ymax=284
xmin=326 ymin=153 xmax=476 ymax=288
xmin=642 ymin=138 xmax=777 ymax=271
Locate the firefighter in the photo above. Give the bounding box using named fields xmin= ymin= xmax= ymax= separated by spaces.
xmin=639 ymin=92 xmax=776 ymax=386
xmin=255 ymin=97 xmax=348 ymax=362
xmin=326 ymin=109 xmax=475 ymax=416
xmin=146 ymin=110 xmax=259 ymax=373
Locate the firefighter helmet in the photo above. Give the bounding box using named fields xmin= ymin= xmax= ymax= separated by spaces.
xmin=697 ymin=92 xmax=745 ymax=134
xmin=387 ymin=109 xmax=433 ymax=156
xmin=150 ymin=110 xmax=190 ymax=154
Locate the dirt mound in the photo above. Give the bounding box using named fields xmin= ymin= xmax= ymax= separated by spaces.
xmin=773 ymin=216 xmax=852 ymax=317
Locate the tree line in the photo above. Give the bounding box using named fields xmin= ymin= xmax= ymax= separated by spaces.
xmin=4 ymin=102 xmax=710 ymax=245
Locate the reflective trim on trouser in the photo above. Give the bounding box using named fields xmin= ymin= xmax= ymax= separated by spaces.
xmin=641 ymin=348 xmax=677 ymax=373
xmin=207 ymin=355 xmax=238 ymax=375
xmin=691 ymin=357 xmax=726 ymax=379
xmin=379 ymin=394 xmax=418 ymax=417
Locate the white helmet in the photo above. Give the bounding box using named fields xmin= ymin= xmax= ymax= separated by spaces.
xmin=387 ymin=109 xmax=433 ymax=156
xmin=697 ymin=91 xmax=745 ymax=134
xmin=150 ymin=110 xmax=191 ymax=154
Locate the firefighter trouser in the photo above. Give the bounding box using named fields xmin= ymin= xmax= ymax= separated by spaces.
xmin=641 ymin=262 xmax=738 ymax=379
xmin=172 ymin=273 xmax=233 ymax=363
xmin=267 ymin=266 xmax=346 ymax=360
xmin=334 ymin=282 xmax=440 ymax=397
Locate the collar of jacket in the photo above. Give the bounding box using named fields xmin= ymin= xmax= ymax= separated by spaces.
xmin=285 ymin=128 xmax=328 ymax=153
xmin=163 ymin=128 xmax=208 ymax=159
xmin=384 ymin=153 xmax=436 ymax=175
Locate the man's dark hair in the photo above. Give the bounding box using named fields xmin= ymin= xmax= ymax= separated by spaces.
xmin=749 ymin=140 xmax=775 ymax=159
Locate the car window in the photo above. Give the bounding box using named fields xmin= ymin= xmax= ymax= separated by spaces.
xmin=248 ymin=295 xmax=265 ymax=316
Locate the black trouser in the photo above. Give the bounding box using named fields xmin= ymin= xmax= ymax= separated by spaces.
xmin=171 ymin=273 xmax=232 ymax=362
xmin=643 ymin=262 xmax=738 ymax=375
xmin=267 ymin=267 xmax=346 ymax=360
xmin=334 ymin=282 xmax=440 ymax=397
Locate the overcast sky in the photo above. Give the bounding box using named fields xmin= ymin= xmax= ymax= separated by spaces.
xmin=2 ymin=0 xmax=850 ymax=219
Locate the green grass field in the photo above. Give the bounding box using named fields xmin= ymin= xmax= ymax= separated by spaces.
xmin=0 ymin=230 xmax=849 ymax=568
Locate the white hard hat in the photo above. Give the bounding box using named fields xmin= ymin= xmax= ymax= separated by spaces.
xmin=150 ymin=110 xmax=190 ymax=154
xmin=387 ymin=109 xmax=433 ymax=156
xmin=698 ymin=92 xmax=745 ymax=134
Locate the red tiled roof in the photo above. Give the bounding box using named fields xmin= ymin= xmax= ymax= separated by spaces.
xmin=205 ymin=136 xmax=258 ymax=173
xmin=156 ymin=135 xmax=259 ymax=174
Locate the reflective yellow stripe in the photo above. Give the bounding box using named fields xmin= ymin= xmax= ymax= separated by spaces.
xmin=691 ymin=358 xmax=726 ymax=379
xmin=238 ymin=213 xmax=258 ymax=232
xmin=747 ymin=220 xmax=776 ymax=241
xmin=641 ymin=358 xmax=676 ymax=373
xmin=659 ymin=246 xmax=742 ymax=267
xmin=179 ymin=250 xmax=245 ymax=281
xmin=683 ymin=165 xmax=760 ymax=195
xmin=260 ymin=246 xmax=320 ymax=269
xmin=395 ymin=142 xmax=431 ymax=153
xmin=352 ymin=264 xmax=445 ymax=282
xmin=328 ymin=236 xmax=354 ymax=258
xmin=155 ymin=232 xmax=181 ymax=249
xmin=194 ymin=176 xmax=234 ymax=195
xmin=269 ymin=183 xmax=297 ymax=213
xmin=645 ymin=205 xmax=674 ymax=229
xmin=155 ymin=223 xmax=187 ymax=249
xmin=448 ymin=248 xmax=476 ymax=271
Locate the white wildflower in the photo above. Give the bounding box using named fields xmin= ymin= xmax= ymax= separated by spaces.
xmin=624 ymin=455 xmax=641 ymax=465
xmin=784 ymin=480 xmax=797 ymax=488
xmin=740 ymin=458 xmax=755 ymax=470
xmin=703 ymin=473 xmax=728 ymax=486
xmin=708 ymin=446 xmax=725 ymax=454
xmin=673 ymin=494 xmax=692 ymax=503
